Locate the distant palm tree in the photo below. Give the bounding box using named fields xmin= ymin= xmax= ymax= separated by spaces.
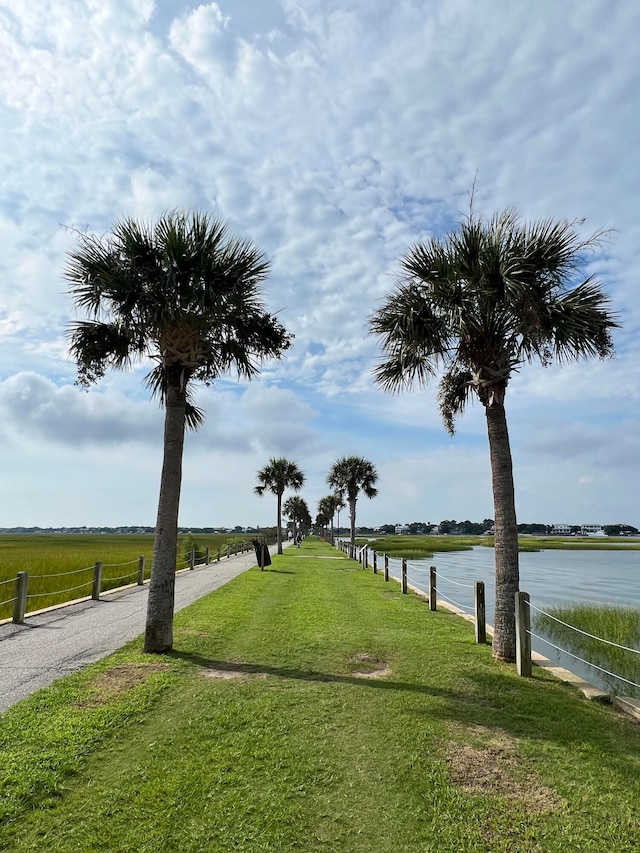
xmin=370 ymin=208 xmax=617 ymax=662
xmin=255 ymin=458 xmax=305 ymax=553
xmin=66 ymin=211 xmax=291 ymax=653
xmin=317 ymin=494 xmax=344 ymax=542
xmin=327 ymin=457 xmax=378 ymax=546
xmin=283 ymin=495 xmax=311 ymax=544
xmin=315 ymin=511 xmax=330 ymax=536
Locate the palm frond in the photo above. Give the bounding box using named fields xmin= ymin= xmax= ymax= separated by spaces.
xmin=67 ymin=320 xmax=142 ymax=387
xmin=438 ymin=369 xmax=475 ymax=435
xmin=254 ymin=457 xmax=306 ymax=496
xmin=371 ymin=207 xmax=618 ymax=428
xmin=327 ymin=456 xmax=378 ymax=501
xmin=66 ymin=211 xmax=292 ymax=425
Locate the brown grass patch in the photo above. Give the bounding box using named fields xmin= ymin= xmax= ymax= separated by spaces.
xmin=349 ymin=652 xmax=391 ymax=679
xmin=201 ymin=662 xmax=268 ymax=681
xmin=444 ymin=725 xmax=563 ymax=813
xmin=78 ymin=662 xmax=169 ymax=708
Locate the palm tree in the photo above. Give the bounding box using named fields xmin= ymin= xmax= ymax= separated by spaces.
xmin=66 ymin=211 xmax=291 ymax=653
xmin=317 ymin=494 xmax=344 ymax=543
xmin=254 ymin=458 xmax=305 ymax=553
xmin=369 ymin=208 xmax=617 ymax=662
xmin=283 ymin=495 xmax=311 ymax=544
xmin=326 ymin=457 xmax=378 ymax=546
xmin=315 ymin=511 xmax=330 ymax=536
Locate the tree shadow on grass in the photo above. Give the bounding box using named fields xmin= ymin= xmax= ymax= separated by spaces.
xmin=168 ymin=649 xmax=438 ymax=695
xmin=168 ymin=649 xmax=640 ymax=784
xmin=255 ymin=569 xmax=297 ymax=574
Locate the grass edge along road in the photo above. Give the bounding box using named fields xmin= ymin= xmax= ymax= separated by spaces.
xmin=1 ymin=538 xmax=639 ymax=852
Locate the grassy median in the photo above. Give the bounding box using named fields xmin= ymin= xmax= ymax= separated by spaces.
xmin=0 ymin=538 xmax=639 ymax=852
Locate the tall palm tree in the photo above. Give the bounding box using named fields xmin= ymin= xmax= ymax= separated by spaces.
xmin=317 ymin=494 xmax=343 ymax=543
xmin=254 ymin=458 xmax=305 ymax=553
xmin=283 ymin=495 xmax=311 ymax=543
xmin=327 ymin=457 xmax=378 ymax=546
xmin=369 ymin=209 xmax=617 ymax=662
xmin=66 ymin=211 xmax=291 ymax=653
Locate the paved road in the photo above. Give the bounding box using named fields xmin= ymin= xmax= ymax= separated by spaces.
xmin=0 ymin=548 xmax=273 ymax=713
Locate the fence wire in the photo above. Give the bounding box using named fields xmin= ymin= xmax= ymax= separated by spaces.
xmin=528 ymin=629 xmax=640 ymax=691
xmin=528 ymin=601 xmax=640 ymax=656
xmin=435 ymin=589 xmax=473 ymax=613
xmin=103 ymin=571 xmax=138 ymax=585
xmin=433 ymin=571 xmax=474 ymax=589
xmin=27 ymin=580 xmax=92 ymax=599
xmin=30 ymin=565 xmax=94 ymax=580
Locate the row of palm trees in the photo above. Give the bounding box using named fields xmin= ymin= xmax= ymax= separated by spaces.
xmin=254 ymin=456 xmax=379 ymax=554
xmin=66 ymin=207 xmax=617 ymax=662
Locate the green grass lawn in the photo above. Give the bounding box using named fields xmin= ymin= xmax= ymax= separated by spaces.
xmin=1 ymin=538 xmax=639 ymax=852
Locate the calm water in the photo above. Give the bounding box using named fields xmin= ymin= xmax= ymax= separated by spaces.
xmin=386 ymin=546 xmax=640 ymax=694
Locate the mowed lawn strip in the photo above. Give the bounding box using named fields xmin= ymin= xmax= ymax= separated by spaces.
xmin=0 ymin=538 xmax=639 ymax=852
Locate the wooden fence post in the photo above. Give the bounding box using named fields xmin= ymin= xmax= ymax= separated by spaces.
xmin=217 ymin=547 xmax=221 ymax=562
xmin=516 ymin=591 xmax=532 ymax=677
xmin=92 ymin=561 xmax=103 ymax=601
xmin=373 ymin=551 xmax=377 ymax=574
xmin=205 ymin=546 xmax=210 ymax=565
xmin=474 ymin=581 xmax=486 ymax=644
xmin=401 ymin=559 xmax=407 ymax=594
xmin=384 ymin=554 xmax=389 ymax=582
xmin=429 ymin=566 xmax=437 ymax=611
xmin=137 ymin=555 xmax=145 ymax=585
xmin=362 ymin=547 xmax=368 ymax=570
xmin=12 ymin=571 xmax=28 ymax=624
xmin=189 ymin=549 xmax=195 ymax=570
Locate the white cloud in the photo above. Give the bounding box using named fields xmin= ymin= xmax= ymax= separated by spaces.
xmin=0 ymin=0 xmax=637 ymax=526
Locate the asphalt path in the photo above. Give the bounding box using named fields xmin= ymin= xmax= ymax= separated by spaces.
xmin=0 ymin=547 xmax=277 ymax=713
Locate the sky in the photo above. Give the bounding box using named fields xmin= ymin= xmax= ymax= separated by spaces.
xmin=0 ymin=0 xmax=638 ymax=530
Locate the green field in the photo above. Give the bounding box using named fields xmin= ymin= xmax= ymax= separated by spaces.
xmin=1 ymin=538 xmax=639 ymax=852
xmin=0 ymin=533 xmax=261 ymax=621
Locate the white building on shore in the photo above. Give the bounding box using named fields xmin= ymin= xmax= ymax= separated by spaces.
xmin=580 ymin=524 xmax=606 ymax=536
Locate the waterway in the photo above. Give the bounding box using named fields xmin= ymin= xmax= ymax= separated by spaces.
xmin=385 ymin=546 xmax=640 ymax=695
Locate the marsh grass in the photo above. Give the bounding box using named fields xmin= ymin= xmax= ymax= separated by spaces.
xmin=0 ymin=533 xmax=258 ymax=620
xmin=534 ymin=603 xmax=640 ymax=698
xmin=1 ymin=539 xmax=640 ymax=851
xmin=364 ymin=535 xmax=478 ymax=559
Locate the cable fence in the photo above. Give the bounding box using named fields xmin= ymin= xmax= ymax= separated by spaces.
xmin=1 ymin=535 xmax=277 ymax=625
xmin=336 ymin=537 xmax=640 ymax=701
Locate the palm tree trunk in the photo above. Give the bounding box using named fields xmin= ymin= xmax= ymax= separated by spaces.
xmin=349 ymin=497 xmax=357 ymax=546
xmin=144 ymin=378 xmax=186 ymax=653
xmin=485 ymin=400 xmax=520 ymax=662
xmin=276 ymin=491 xmax=283 ymax=555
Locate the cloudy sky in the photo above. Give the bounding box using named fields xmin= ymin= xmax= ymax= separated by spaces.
xmin=0 ymin=0 xmax=638 ymax=530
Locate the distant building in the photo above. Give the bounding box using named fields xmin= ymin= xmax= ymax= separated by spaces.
xmin=581 ymin=524 xmax=606 ymax=536
xmin=395 ymin=524 xmax=409 ymax=535
xmin=549 ymin=524 xmax=571 ymax=535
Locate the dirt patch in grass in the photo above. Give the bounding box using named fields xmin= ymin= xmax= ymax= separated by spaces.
xmin=202 ymin=669 xmax=247 ymax=680
xmin=78 ymin=663 xmax=169 ymax=708
xmin=349 ymin=652 xmax=391 ymax=679
xmin=201 ymin=663 xmax=268 ymax=681
xmin=444 ymin=725 xmax=563 ymax=813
